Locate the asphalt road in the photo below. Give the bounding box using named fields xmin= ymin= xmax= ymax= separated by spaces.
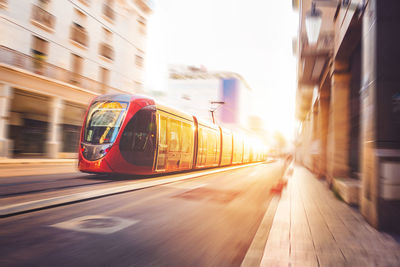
xmin=0 ymin=172 xmax=105 ymax=197
xmin=0 ymin=162 xmax=284 ymax=266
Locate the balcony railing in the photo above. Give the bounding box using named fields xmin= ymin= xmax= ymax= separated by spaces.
xmin=103 ymin=4 xmax=115 ymax=21
xmin=0 ymin=45 xmax=114 ymax=94
xmin=70 ymin=23 xmax=88 ymax=47
xmin=99 ymin=43 xmax=114 ymax=60
xmin=31 ymin=4 xmax=55 ymax=30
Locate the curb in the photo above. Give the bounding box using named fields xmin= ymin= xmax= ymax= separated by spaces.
xmin=241 ymin=195 xmax=280 ymax=267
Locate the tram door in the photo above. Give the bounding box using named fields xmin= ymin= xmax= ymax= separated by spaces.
xmin=156 ymin=114 xmax=167 ymax=171
xmin=196 ymin=126 xmax=207 ymax=167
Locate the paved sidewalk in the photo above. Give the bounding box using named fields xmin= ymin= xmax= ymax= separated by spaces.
xmin=260 ymin=166 xmax=400 ymax=266
xmin=0 ymin=158 xmax=76 ymax=165
xmin=0 ymin=158 xmax=78 ymax=178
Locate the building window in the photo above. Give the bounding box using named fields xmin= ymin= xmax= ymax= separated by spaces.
xmin=31 ymin=0 xmax=55 ymax=31
xmin=74 ymin=8 xmax=87 ymax=28
xmin=0 ymin=0 xmax=8 ymax=9
xmin=103 ymin=28 xmax=112 ymax=44
xmin=70 ymin=9 xmax=88 ymax=47
xmin=31 ymin=36 xmax=49 ymax=74
xmin=135 ymin=53 xmax=144 ymax=68
xmin=103 ymin=0 xmax=115 ymax=22
xmin=137 ymin=15 xmax=147 ymax=35
xmin=32 ymin=36 xmax=49 ymax=57
xmin=99 ymin=27 xmax=114 ymax=60
xmin=70 ymin=53 xmax=83 ymax=84
xmin=37 ymin=0 xmax=50 ymax=10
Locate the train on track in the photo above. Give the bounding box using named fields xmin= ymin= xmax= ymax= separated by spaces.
xmin=78 ymin=94 xmax=267 ymax=175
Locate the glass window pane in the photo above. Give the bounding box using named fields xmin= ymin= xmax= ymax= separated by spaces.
xmin=119 ymin=106 xmax=156 ymax=166
xmin=84 ymin=101 xmax=128 ymax=144
xmin=181 ymin=122 xmax=192 ymax=153
xmin=168 ymin=119 xmax=181 ymax=152
xmin=159 ymin=116 xmax=167 ymax=145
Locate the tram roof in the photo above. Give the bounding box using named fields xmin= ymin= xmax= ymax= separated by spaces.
xmin=155 ymin=102 xmax=195 ymax=122
xmin=93 ymin=93 xmax=158 ymax=104
xmin=94 ymin=93 xmax=222 ymax=130
xmin=195 ymin=117 xmax=219 ymax=131
xmin=93 ymin=93 xmax=134 ymax=102
xmin=220 ymin=126 xmax=232 ymax=135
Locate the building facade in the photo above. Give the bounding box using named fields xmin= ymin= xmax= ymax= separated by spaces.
xmin=0 ymin=0 xmax=152 ymax=158
xmin=294 ymin=0 xmax=400 ymax=232
xmin=166 ymin=65 xmax=253 ymax=131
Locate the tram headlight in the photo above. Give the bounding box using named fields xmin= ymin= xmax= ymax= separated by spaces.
xmin=80 ymin=143 xmax=86 ymax=153
xmin=99 ymin=146 xmax=112 ymax=155
xmin=81 ymin=143 xmax=113 ymax=161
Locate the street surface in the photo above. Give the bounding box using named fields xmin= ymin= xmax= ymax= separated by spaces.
xmin=0 ymin=160 xmax=78 ymax=178
xmin=0 ymin=161 xmax=283 ymax=266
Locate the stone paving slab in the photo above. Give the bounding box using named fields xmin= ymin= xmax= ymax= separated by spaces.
xmin=260 ymin=166 xmax=400 ymax=266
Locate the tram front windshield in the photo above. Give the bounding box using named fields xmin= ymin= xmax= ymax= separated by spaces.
xmin=84 ymin=101 xmax=128 ymax=144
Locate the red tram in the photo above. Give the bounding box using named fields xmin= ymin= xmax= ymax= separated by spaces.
xmin=78 ymin=94 xmax=266 ymax=175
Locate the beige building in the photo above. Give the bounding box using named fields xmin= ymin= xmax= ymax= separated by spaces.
xmin=0 ymin=0 xmax=152 ymax=158
xmin=294 ymin=0 xmax=400 ymax=232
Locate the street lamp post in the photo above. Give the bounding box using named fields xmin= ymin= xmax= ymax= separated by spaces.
xmin=209 ymin=101 xmax=225 ymax=124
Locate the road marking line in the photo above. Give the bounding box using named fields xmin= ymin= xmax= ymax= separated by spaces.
xmin=0 ymin=163 xmax=263 ymax=217
xmin=241 ymin=195 xmax=280 ymax=267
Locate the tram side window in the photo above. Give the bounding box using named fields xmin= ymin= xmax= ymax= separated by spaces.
xmin=206 ymin=130 xmax=211 ymax=154
xmin=198 ymin=127 xmax=203 ymax=153
xmin=119 ymin=106 xmax=156 ymax=166
xmin=223 ymin=133 xmax=232 ymax=155
xmin=155 ymin=114 xmax=168 ymax=170
xmin=197 ymin=126 xmax=207 ymax=165
xmin=197 ymin=127 xmax=203 ymax=164
xmin=159 ymin=115 xmax=167 ymax=146
xmin=209 ymin=130 xmax=216 ymax=153
xmin=133 ymin=112 xmax=155 ymax=152
xmin=168 ymin=118 xmax=181 ymax=152
xmin=181 ymin=122 xmax=193 ymax=153
xmin=209 ymin=130 xmax=217 ymax=162
xmin=203 ymin=129 xmax=209 ymax=153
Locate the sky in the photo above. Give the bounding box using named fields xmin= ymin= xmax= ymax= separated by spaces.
xmin=144 ymin=0 xmax=299 ymax=139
